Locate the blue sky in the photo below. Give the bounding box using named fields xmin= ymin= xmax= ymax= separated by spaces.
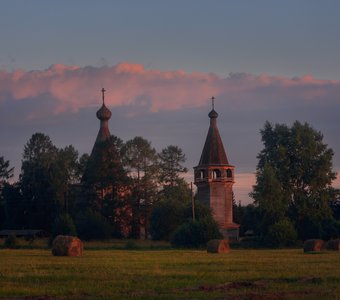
xmin=1 ymin=1 xmax=340 ymax=203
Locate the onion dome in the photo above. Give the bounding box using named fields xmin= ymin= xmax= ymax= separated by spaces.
xmin=96 ymin=103 xmax=112 ymax=121
xmin=208 ymin=109 xmax=218 ymax=119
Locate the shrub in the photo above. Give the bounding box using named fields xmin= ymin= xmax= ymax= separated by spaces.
xmin=171 ymin=217 xmax=222 ymax=248
xmin=150 ymin=201 xmax=185 ymax=240
xmin=4 ymin=234 xmax=17 ymax=249
xmin=320 ymin=219 xmax=340 ymax=240
xmin=76 ymin=210 xmax=112 ymax=240
xmin=266 ymin=219 xmax=298 ymax=248
xmin=51 ymin=213 xmax=77 ymax=239
xmin=150 ymin=201 xmax=214 ymax=241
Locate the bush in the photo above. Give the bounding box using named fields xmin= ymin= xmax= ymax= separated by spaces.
xmin=171 ymin=217 xmax=222 ymax=248
xmin=320 ymin=219 xmax=340 ymax=240
xmin=4 ymin=234 xmax=17 ymax=249
xmin=150 ymin=201 xmax=185 ymax=240
xmin=266 ymin=219 xmax=298 ymax=248
xmin=76 ymin=210 xmax=112 ymax=240
xmin=51 ymin=213 xmax=77 ymax=239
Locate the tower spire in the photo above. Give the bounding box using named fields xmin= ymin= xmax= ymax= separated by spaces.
xmin=101 ymin=88 xmax=106 ymax=105
xmin=211 ymin=96 xmax=215 ymax=110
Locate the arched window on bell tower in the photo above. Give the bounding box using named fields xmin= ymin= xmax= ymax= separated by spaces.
xmin=212 ymin=169 xmax=221 ymax=180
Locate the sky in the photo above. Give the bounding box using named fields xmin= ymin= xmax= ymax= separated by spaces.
xmin=1 ymin=0 xmax=340 ymax=204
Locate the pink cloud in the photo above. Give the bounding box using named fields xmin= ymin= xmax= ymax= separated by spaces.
xmin=1 ymin=62 xmax=340 ymax=118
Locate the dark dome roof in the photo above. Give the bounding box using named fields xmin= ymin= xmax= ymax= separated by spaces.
xmin=96 ymin=104 xmax=112 ymax=121
xmin=208 ymin=109 xmax=218 ymax=119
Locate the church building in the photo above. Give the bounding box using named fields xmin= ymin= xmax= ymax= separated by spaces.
xmin=194 ymin=98 xmax=239 ymax=240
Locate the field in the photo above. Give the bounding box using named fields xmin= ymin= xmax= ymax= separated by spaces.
xmin=1 ymin=240 xmax=340 ymax=299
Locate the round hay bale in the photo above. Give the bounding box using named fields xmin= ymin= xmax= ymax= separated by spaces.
xmin=303 ymin=239 xmax=325 ymax=253
xmin=326 ymin=239 xmax=340 ymax=251
xmin=52 ymin=235 xmax=83 ymax=257
xmin=207 ymin=239 xmax=230 ymax=253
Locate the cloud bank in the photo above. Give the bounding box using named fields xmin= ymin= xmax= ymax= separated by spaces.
xmin=1 ymin=62 xmax=340 ymax=119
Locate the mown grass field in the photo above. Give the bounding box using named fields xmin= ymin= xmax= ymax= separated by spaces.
xmin=0 ymin=240 xmax=340 ymax=299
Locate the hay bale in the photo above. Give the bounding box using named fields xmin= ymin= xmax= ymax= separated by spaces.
xmin=303 ymin=239 xmax=325 ymax=253
xmin=207 ymin=239 xmax=230 ymax=253
xmin=52 ymin=235 xmax=83 ymax=257
xmin=326 ymin=239 xmax=340 ymax=251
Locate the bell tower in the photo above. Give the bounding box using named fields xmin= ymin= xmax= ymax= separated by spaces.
xmin=194 ymin=97 xmax=239 ymax=239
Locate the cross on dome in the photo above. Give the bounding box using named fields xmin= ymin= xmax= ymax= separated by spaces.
xmin=101 ymin=88 xmax=106 ymax=104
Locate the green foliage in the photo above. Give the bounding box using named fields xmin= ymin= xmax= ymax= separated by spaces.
xmin=184 ymin=201 xmax=214 ymax=221
xmin=124 ymin=241 xmax=139 ymax=250
xmin=4 ymin=234 xmax=17 ymax=249
xmin=51 ymin=213 xmax=77 ymax=240
xmin=171 ymin=217 xmax=222 ymax=248
xmin=237 ymin=204 xmax=261 ymax=236
xmin=82 ymin=135 xmax=126 ymax=187
xmin=150 ymin=198 xmax=212 ymax=241
xmin=150 ymin=200 xmax=186 ymax=240
xmin=0 ymin=156 xmax=14 ymax=182
xmin=19 ymin=133 xmax=82 ymax=230
xmin=123 ymin=136 xmax=159 ymax=238
xmin=265 ymin=219 xmax=298 ymax=248
xmin=158 ymin=145 xmax=188 ymax=186
xmin=75 ymin=210 xmax=112 ymax=241
xmin=252 ymin=121 xmax=337 ymax=239
xmin=159 ymin=178 xmax=192 ymax=204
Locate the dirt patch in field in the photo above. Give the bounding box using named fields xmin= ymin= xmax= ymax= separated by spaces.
xmin=185 ymin=277 xmax=325 ymax=299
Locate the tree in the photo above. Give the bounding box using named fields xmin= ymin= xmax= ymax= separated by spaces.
xmin=20 ymin=133 xmax=82 ymax=230
xmin=251 ymin=163 xmax=287 ymax=235
xmin=158 ymin=145 xmax=188 ymax=187
xmin=252 ymin=121 xmax=338 ymax=239
xmin=0 ymin=156 xmax=14 ymax=229
xmin=123 ymin=137 xmax=159 ymax=238
xmin=0 ymin=156 xmax=14 ymax=183
xmin=82 ymin=135 xmax=129 ymax=236
xmin=20 ymin=133 xmax=60 ymax=230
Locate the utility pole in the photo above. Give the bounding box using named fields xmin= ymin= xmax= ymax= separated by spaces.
xmin=191 ymin=182 xmax=195 ymax=221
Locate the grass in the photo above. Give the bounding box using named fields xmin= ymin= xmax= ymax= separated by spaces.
xmin=0 ymin=240 xmax=340 ymax=299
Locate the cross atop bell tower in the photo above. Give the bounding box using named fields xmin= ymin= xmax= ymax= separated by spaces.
xmin=101 ymin=88 xmax=106 ymax=104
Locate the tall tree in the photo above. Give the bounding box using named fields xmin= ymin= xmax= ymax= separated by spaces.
xmin=0 ymin=156 xmax=14 ymax=183
xmin=251 ymin=163 xmax=287 ymax=234
xmin=252 ymin=121 xmax=337 ymax=239
xmin=123 ymin=136 xmax=159 ymax=238
xmin=20 ymin=133 xmax=81 ymax=230
xmin=0 ymin=156 xmax=14 ymax=229
xmin=20 ymin=133 xmax=59 ymax=229
xmin=158 ymin=145 xmax=188 ymax=187
xmin=82 ymin=135 xmax=129 ymax=236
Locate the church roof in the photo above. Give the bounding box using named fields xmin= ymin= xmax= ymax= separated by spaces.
xmin=94 ymin=88 xmax=112 ymax=143
xmin=198 ymin=106 xmax=229 ymax=166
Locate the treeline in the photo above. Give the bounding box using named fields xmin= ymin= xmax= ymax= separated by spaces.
xmin=1 ymin=120 xmax=340 ymax=247
xmin=0 ymin=133 xmax=220 ymax=245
